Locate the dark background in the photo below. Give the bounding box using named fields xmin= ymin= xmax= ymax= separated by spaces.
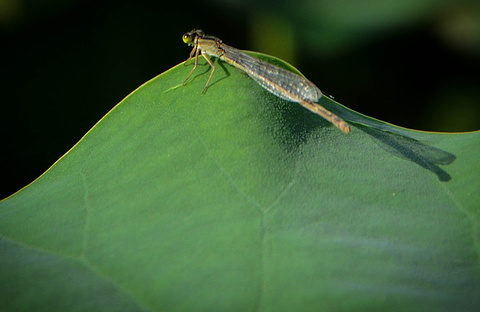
xmin=1 ymin=0 xmax=479 ymax=199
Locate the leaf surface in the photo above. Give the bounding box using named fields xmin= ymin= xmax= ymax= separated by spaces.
xmin=1 ymin=53 xmax=479 ymax=311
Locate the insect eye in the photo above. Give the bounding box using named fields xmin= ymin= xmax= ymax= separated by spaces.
xmin=182 ymin=34 xmax=192 ymax=44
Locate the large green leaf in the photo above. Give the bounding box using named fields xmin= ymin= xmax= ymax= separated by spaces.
xmin=1 ymin=53 xmax=479 ymax=311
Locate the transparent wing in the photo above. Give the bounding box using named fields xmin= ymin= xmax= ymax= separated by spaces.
xmin=221 ymin=45 xmax=322 ymax=103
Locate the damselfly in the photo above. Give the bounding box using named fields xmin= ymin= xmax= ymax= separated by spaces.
xmin=182 ymin=29 xmax=351 ymax=133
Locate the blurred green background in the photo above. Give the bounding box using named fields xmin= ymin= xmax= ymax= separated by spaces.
xmin=1 ymin=0 xmax=479 ymax=199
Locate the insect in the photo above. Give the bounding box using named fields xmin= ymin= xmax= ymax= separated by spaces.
xmin=182 ymin=29 xmax=351 ymax=133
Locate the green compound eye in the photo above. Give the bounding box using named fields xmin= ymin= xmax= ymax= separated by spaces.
xmin=182 ymin=34 xmax=192 ymax=44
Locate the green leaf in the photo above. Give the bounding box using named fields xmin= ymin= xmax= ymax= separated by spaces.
xmin=1 ymin=53 xmax=479 ymax=311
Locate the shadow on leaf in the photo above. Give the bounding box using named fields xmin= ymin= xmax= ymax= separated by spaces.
xmin=355 ymin=123 xmax=456 ymax=182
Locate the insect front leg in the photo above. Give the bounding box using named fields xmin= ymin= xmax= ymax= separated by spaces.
xmin=183 ymin=46 xmax=200 ymax=86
